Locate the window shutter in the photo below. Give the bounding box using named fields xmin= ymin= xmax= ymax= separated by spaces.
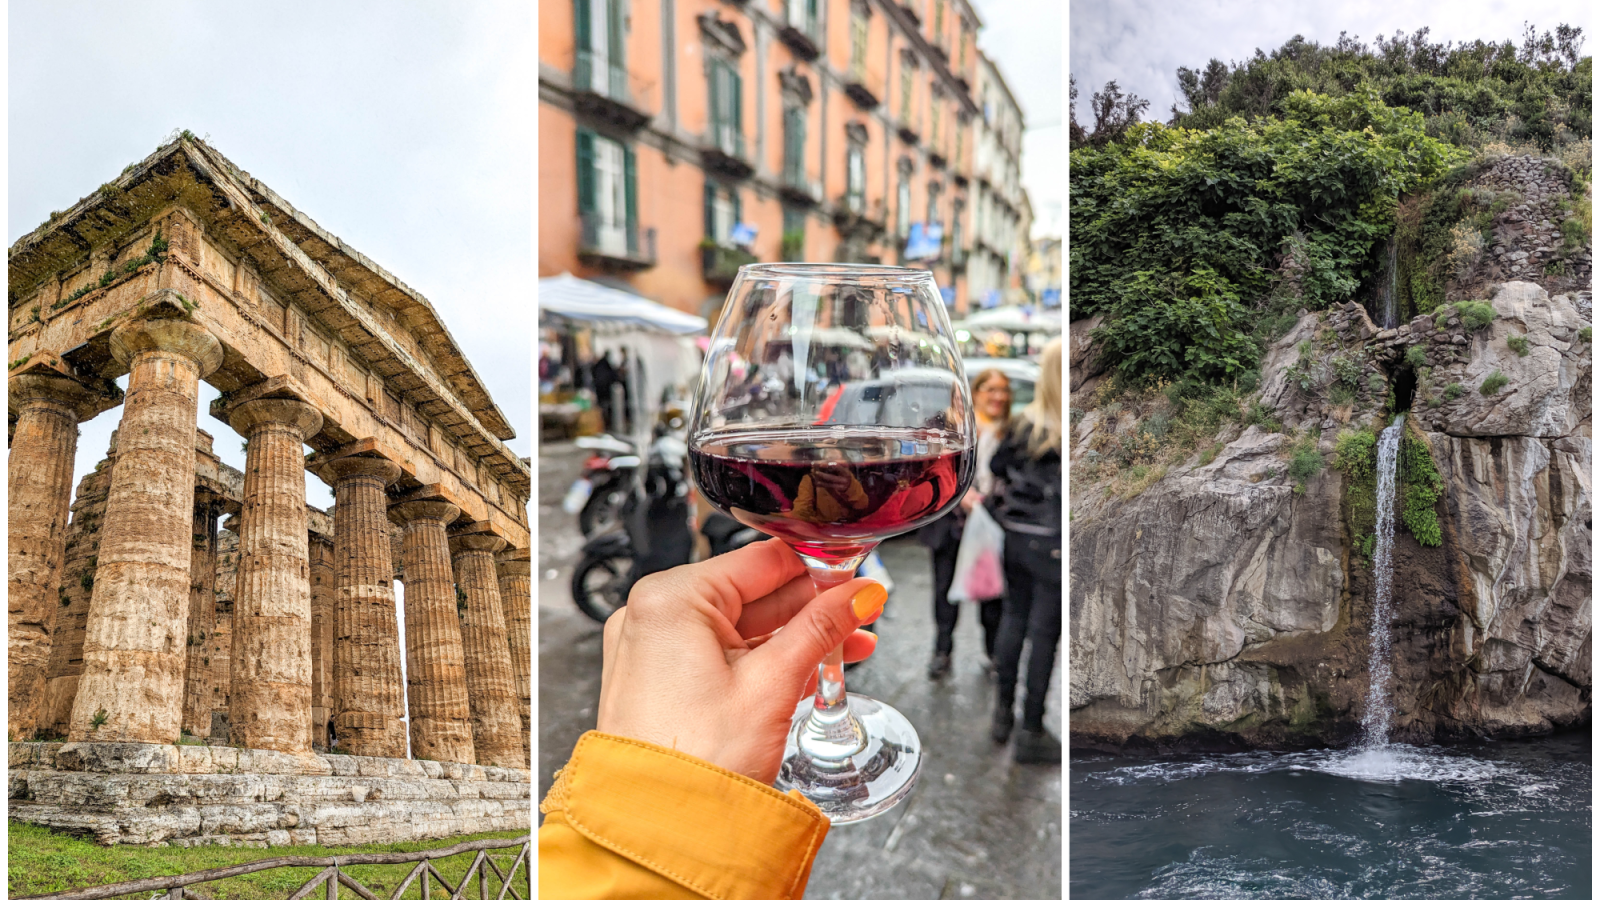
xmin=708 ymin=60 xmax=722 ymax=138
xmin=704 ymin=180 xmax=715 ymax=240
xmin=574 ymin=0 xmax=591 ymax=53
xmin=576 ymin=129 xmax=597 ymax=217
xmin=623 ymin=144 xmax=638 ymax=253
xmin=606 ymin=0 xmax=624 ymax=64
xmin=731 ymin=189 xmax=741 ymax=229
xmin=731 ymin=66 xmax=743 ymax=131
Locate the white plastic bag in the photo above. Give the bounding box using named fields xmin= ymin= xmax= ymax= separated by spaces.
xmin=948 ymin=505 xmax=1005 ymax=602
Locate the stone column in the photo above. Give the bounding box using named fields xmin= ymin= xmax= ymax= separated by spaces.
xmin=391 ymin=499 xmax=475 ymax=764
xmin=212 ymin=515 xmax=241 ymax=737
xmin=8 ymin=373 xmax=106 ymax=740
xmin=309 ymin=533 xmax=336 ymax=749
xmin=451 ymin=533 xmax=523 ymax=769
xmin=496 ymin=552 xmax=533 ymax=759
xmin=328 ymin=457 xmax=408 ymax=758
xmin=226 ymin=398 xmax=323 ymax=754
xmin=180 ymin=499 xmax=221 ymax=737
xmin=69 ymin=319 xmax=223 ymax=743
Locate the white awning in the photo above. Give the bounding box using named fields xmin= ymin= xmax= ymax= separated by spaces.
xmin=538 ymin=273 xmax=708 ymax=335
xmin=956 ymin=305 xmax=1062 ymax=334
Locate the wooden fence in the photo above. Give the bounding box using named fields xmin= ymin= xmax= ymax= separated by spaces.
xmin=11 ymin=835 xmax=530 ymax=900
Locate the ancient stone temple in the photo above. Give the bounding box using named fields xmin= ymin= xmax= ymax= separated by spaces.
xmin=8 ymin=135 xmax=532 ymax=845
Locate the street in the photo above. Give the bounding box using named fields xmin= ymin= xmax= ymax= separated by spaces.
xmin=537 ymin=441 xmax=1062 ymax=899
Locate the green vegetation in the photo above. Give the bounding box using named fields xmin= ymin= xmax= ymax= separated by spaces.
xmin=1287 ymin=433 xmax=1324 ymax=494
xmin=1453 ymin=300 xmax=1497 ymax=330
xmin=1581 ymin=326 xmax=1592 ymax=342
xmin=1400 ymin=431 xmax=1444 ymax=546
xmin=1443 ymin=382 xmax=1465 ymax=400
xmin=1480 ymin=370 xmax=1509 ymax=394
xmin=1506 ymin=334 xmax=1530 ymax=356
xmin=1333 ymin=428 xmax=1379 ymax=560
xmin=1071 ymin=90 xmax=1465 ymax=383
xmin=6 ymin=824 xmax=528 ymax=900
xmin=1071 ymin=25 xmax=1589 ymax=388
xmin=1404 ymin=344 xmax=1430 ymax=368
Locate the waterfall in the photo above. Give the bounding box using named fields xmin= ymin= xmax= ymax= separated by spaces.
xmin=1359 ymin=414 xmax=1405 ymax=748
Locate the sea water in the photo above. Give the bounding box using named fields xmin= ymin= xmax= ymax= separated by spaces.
xmin=1070 ymin=733 xmax=1591 ymax=898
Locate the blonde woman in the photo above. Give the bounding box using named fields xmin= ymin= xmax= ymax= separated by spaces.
xmin=921 ymin=369 xmax=1012 ymax=680
xmin=985 ymin=337 xmax=1063 ymax=764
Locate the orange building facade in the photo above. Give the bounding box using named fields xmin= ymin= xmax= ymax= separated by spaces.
xmin=539 ymin=0 xmax=995 ymax=321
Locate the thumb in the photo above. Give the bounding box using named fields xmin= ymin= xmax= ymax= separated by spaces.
xmin=748 ymin=578 xmax=887 ymax=687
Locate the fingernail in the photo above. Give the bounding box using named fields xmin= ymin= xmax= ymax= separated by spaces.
xmin=851 ymin=582 xmax=888 ymax=622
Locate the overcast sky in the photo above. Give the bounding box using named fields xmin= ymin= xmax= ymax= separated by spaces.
xmin=1071 ymin=0 xmax=1593 ymax=128
xmin=9 ymin=1 xmax=533 ymax=505
xmin=971 ymin=0 xmax=1065 ymax=239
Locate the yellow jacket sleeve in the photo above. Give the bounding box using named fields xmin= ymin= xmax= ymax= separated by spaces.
xmin=538 ymin=731 xmax=830 ymax=900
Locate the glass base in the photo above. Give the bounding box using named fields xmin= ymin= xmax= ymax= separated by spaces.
xmin=775 ymin=693 xmax=922 ymax=824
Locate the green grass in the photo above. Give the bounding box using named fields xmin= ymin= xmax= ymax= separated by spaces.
xmin=1480 ymin=370 xmax=1509 ymax=395
xmin=7 ymin=824 xmax=528 ymax=900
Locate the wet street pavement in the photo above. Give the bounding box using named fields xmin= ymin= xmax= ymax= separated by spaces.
xmin=537 ymin=441 xmax=1062 ymax=899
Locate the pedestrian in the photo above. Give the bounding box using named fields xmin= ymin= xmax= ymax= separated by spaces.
xmin=539 ymin=539 xmax=885 ymax=898
xmin=987 ymin=337 xmax=1063 ymax=765
xmin=590 ymin=350 xmax=619 ymax=432
xmin=922 ymin=368 xmax=1011 ymax=680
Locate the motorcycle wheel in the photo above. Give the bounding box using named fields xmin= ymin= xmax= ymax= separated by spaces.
xmin=571 ymin=551 xmax=634 ymax=623
xmin=579 ymin=487 xmax=627 ymax=536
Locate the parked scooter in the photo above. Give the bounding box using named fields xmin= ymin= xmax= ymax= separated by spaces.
xmin=562 ymin=433 xmax=638 ymax=537
xmin=570 ymin=427 xmax=694 ymax=622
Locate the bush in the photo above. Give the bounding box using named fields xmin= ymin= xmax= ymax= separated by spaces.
xmin=1331 ymin=353 xmax=1364 ymax=386
xmin=1404 ymin=345 xmax=1429 ymax=369
xmin=1453 ymin=300 xmax=1496 ymax=330
xmin=1367 ymin=373 xmax=1387 ymax=394
xmin=1480 ymin=370 xmax=1509 ymax=395
xmin=1580 ymin=327 xmax=1591 ymax=343
xmin=1287 ymin=437 xmax=1324 ymax=494
xmin=1443 ymin=382 xmax=1464 ymax=400
xmin=1506 ymin=334 xmax=1530 ymax=357
xmin=1333 ymin=429 xmax=1377 ymax=480
xmin=1400 ymin=433 xmax=1443 ymax=547
xmin=1329 ymin=382 xmax=1357 ymax=406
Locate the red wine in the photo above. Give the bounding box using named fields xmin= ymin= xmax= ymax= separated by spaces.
xmin=691 ymin=428 xmax=973 ymax=562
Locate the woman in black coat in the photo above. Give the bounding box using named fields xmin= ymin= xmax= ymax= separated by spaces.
xmin=986 ymin=338 xmax=1062 ymax=764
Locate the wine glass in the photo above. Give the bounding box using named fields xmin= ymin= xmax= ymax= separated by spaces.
xmin=688 ymin=264 xmax=975 ymax=823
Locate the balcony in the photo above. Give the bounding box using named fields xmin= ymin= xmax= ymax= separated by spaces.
xmin=778 ymin=5 xmax=821 ymax=61
xmin=572 ymin=50 xmax=654 ymax=132
xmin=897 ymin=122 xmax=921 ymax=146
xmin=832 ymin=195 xmax=886 ymax=241
xmin=579 ymin=214 xmax=657 ymax=272
xmin=928 ymin=151 xmax=947 ymax=169
xmin=897 ymin=3 xmax=920 ymax=26
xmin=779 ymin=163 xmax=821 ymax=207
xmin=701 ymin=242 xmax=758 ymax=285
xmin=843 ymin=65 xmax=882 ymax=110
xmin=700 ymin=125 xmax=753 ymax=179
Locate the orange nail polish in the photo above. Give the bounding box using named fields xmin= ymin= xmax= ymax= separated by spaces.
xmin=851 ymin=582 xmax=888 ymax=621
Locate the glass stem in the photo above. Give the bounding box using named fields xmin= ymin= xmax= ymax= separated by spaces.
xmin=798 ymin=558 xmax=868 ymax=761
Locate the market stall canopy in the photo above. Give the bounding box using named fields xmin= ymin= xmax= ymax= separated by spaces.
xmin=956 ymin=305 xmax=1062 ymax=335
xmin=538 ymin=273 xmax=708 ymax=335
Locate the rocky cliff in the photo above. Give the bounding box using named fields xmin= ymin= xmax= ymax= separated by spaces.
xmin=1069 ymin=282 xmax=1591 ymax=751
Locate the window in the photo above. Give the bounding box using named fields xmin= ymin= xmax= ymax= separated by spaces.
xmin=900 ymin=58 xmax=914 ymax=123
xmin=846 ymin=145 xmax=866 ymax=214
xmin=783 ymin=105 xmax=806 ymax=185
xmin=958 ymin=28 xmax=969 ymax=72
xmin=933 ymin=0 xmax=944 ymax=43
xmin=576 ymin=129 xmax=638 ymax=255
xmin=786 ymin=0 xmax=819 ymax=37
xmin=930 ymin=97 xmax=940 ymax=148
xmin=709 ymin=57 xmax=743 ymax=156
xmin=782 ymin=206 xmax=806 ymax=261
xmin=927 ymin=181 xmax=941 ymax=230
xmin=704 ymin=181 xmax=741 ymax=244
xmin=575 ymin=0 xmax=624 ymax=97
xmin=896 ymin=172 xmax=910 ymax=237
xmin=850 ymin=11 xmax=869 ymax=77
xmin=951 ymin=202 xmax=963 ymax=257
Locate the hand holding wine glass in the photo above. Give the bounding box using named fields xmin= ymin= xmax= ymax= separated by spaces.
xmin=689 ymin=264 xmax=974 ymax=822
xmin=596 ymin=539 xmax=885 ymax=784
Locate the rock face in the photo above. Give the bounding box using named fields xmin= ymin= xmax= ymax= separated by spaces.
xmin=8 ymin=741 xmax=529 ymax=847
xmin=1069 ymin=282 xmax=1591 ymax=750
